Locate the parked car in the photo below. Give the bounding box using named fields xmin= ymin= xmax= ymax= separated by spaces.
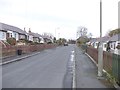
xmin=64 ymin=42 xmax=68 ymax=46
xmin=40 ymin=40 xmax=44 ymax=44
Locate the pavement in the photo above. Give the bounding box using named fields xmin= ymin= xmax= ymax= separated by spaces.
xmin=75 ymin=46 xmax=115 ymax=88
xmin=2 ymin=45 xmax=115 ymax=88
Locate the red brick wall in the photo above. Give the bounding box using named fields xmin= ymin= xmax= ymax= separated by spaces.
xmin=2 ymin=46 xmax=17 ymax=57
xmin=2 ymin=44 xmax=57 ymax=57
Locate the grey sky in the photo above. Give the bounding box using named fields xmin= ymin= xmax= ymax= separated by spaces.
xmin=0 ymin=0 xmax=119 ymax=39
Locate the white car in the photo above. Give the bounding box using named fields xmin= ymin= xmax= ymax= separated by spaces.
xmin=40 ymin=40 xmax=44 ymax=44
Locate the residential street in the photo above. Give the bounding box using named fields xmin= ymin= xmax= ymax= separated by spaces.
xmin=2 ymin=45 xmax=75 ymax=88
xmin=2 ymin=45 xmax=114 ymax=88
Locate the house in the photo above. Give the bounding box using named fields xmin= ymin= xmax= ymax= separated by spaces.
xmin=100 ymin=36 xmax=110 ymax=51
xmin=39 ymin=35 xmax=45 ymax=44
xmin=87 ymin=36 xmax=110 ymax=51
xmin=87 ymin=38 xmax=98 ymax=48
xmin=28 ymin=29 xmax=39 ymax=42
xmin=27 ymin=30 xmax=45 ymax=44
xmin=19 ymin=28 xmax=28 ymax=40
xmin=0 ymin=23 xmax=27 ymax=41
xmin=108 ymin=34 xmax=120 ymax=55
xmin=0 ymin=23 xmax=7 ymax=41
xmin=28 ymin=29 xmax=33 ymax=42
xmin=42 ymin=35 xmax=53 ymax=44
xmin=0 ymin=30 xmax=7 ymax=41
xmin=32 ymin=33 xmax=41 ymax=43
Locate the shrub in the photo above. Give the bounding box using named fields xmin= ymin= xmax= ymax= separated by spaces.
xmin=116 ymin=45 xmax=120 ymax=49
xmin=7 ymin=38 xmax=16 ymax=45
xmin=17 ymin=39 xmax=29 ymax=45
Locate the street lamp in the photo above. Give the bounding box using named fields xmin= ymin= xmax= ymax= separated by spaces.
xmin=98 ymin=0 xmax=103 ymax=77
xmin=55 ymin=27 xmax=60 ymax=40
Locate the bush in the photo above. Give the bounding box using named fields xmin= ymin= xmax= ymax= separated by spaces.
xmin=7 ymin=38 xmax=16 ymax=45
xmin=17 ymin=39 xmax=29 ymax=45
xmin=116 ymin=45 xmax=120 ymax=49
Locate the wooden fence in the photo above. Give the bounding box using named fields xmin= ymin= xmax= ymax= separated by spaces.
xmin=86 ymin=46 xmax=120 ymax=84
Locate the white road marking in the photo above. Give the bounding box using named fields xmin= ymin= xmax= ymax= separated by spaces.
xmin=70 ymin=50 xmax=76 ymax=89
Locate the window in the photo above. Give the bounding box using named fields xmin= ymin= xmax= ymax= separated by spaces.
xmin=114 ymin=43 xmax=115 ymax=49
xmin=10 ymin=33 xmax=12 ymax=37
xmin=14 ymin=33 xmax=16 ymax=38
xmin=111 ymin=44 xmax=113 ymax=48
xmin=104 ymin=44 xmax=107 ymax=48
xmin=96 ymin=43 xmax=98 ymax=47
xmin=2 ymin=32 xmax=5 ymax=38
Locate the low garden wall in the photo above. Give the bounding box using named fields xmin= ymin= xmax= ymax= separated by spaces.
xmin=2 ymin=44 xmax=58 ymax=58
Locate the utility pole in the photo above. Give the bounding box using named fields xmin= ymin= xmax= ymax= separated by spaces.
xmin=118 ymin=1 xmax=120 ymax=28
xmin=55 ymin=27 xmax=60 ymax=40
xmin=98 ymin=0 xmax=103 ymax=77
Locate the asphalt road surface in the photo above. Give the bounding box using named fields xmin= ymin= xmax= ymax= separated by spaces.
xmin=2 ymin=44 xmax=75 ymax=88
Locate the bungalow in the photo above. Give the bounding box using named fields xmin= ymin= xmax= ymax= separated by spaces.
xmin=87 ymin=38 xmax=98 ymax=48
xmin=39 ymin=35 xmax=45 ymax=44
xmin=42 ymin=35 xmax=53 ymax=44
xmin=0 ymin=22 xmax=27 ymax=41
xmin=19 ymin=28 xmax=28 ymax=40
xmin=0 ymin=30 xmax=7 ymax=41
xmin=0 ymin=23 xmax=7 ymax=41
xmin=28 ymin=29 xmax=36 ymax=42
xmin=101 ymin=36 xmax=110 ymax=51
xmin=108 ymin=34 xmax=120 ymax=55
xmin=87 ymin=36 xmax=110 ymax=51
xmin=32 ymin=33 xmax=41 ymax=43
xmin=28 ymin=30 xmax=45 ymax=43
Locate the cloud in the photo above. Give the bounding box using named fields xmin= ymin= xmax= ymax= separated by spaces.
xmin=0 ymin=0 xmax=119 ymax=39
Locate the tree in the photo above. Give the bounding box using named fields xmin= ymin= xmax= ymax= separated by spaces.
xmin=57 ymin=38 xmax=67 ymax=45
xmin=7 ymin=38 xmax=16 ymax=45
xmin=76 ymin=26 xmax=92 ymax=45
xmin=108 ymin=28 xmax=120 ymax=37
xmin=87 ymin=33 xmax=92 ymax=39
xmin=77 ymin=26 xmax=88 ymax=37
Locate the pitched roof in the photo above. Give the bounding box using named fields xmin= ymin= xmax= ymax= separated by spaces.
xmin=89 ymin=36 xmax=110 ymax=43
xmin=0 ymin=22 xmax=27 ymax=35
xmin=28 ymin=32 xmax=43 ymax=38
xmin=42 ymin=35 xmax=51 ymax=40
xmin=89 ymin=38 xmax=98 ymax=43
xmin=108 ymin=34 xmax=120 ymax=41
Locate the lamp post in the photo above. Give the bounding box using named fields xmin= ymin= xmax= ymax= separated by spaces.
xmin=55 ymin=27 xmax=60 ymax=40
xmin=98 ymin=0 xmax=103 ymax=77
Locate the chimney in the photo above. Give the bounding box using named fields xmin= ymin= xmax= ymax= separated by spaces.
xmin=24 ymin=27 xmax=26 ymax=32
xmin=29 ymin=28 xmax=31 ymax=33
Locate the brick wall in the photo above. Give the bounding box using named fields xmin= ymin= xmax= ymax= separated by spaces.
xmin=2 ymin=44 xmax=57 ymax=58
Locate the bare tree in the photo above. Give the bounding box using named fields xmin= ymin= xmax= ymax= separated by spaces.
xmin=87 ymin=33 xmax=92 ymax=39
xmin=77 ymin=26 xmax=88 ymax=38
xmin=43 ymin=32 xmax=54 ymax=39
xmin=76 ymin=26 xmax=93 ymax=44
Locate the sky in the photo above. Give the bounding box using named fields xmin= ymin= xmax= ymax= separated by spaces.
xmin=0 ymin=0 xmax=119 ymax=40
